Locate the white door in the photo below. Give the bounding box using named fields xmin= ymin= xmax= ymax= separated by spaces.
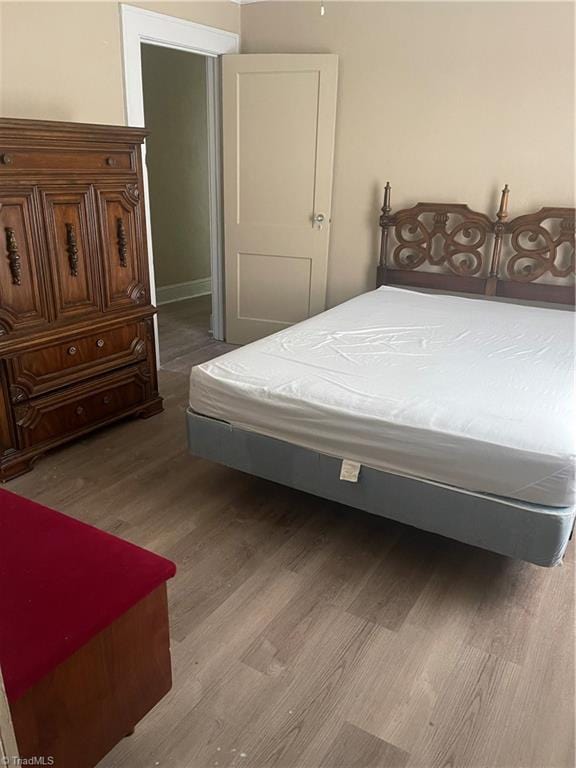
xmin=222 ymin=54 xmax=338 ymax=344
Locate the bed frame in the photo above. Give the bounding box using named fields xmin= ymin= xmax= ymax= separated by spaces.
xmin=187 ymin=187 xmax=575 ymax=567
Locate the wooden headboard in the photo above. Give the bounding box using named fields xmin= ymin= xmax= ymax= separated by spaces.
xmin=377 ymin=184 xmax=575 ymax=306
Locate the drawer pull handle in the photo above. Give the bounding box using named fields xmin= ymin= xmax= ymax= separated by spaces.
xmin=96 ymin=338 xmax=105 ymax=348
xmin=116 ymin=217 xmax=128 ymax=268
xmin=106 ymin=156 xmax=117 ymax=167
xmin=67 ymin=346 xmax=77 ymax=356
xmin=65 ymin=222 xmax=79 ymax=277
xmin=4 ymin=227 xmax=21 ymax=286
xmin=103 ymin=395 xmax=112 ymax=405
xmin=0 ymin=153 xmax=13 ymax=165
xmin=75 ymin=406 xmax=85 ymax=416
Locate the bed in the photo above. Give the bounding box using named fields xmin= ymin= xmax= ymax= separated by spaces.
xmin=187 ymin=186 xmax=575 ymax=566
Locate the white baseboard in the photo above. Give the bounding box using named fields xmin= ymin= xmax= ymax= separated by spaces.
xmin=156 ymin=277 xmax=212 ymax=305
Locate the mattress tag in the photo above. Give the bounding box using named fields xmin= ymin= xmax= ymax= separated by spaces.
xmin=340 ymin=459 xmax=361 ymax=483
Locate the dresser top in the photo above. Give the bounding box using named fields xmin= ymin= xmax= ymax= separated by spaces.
xmin=0 ymin=117 xmax=148 ymax=144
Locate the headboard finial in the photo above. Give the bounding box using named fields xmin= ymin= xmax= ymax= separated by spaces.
xmin=377 ymin=183 xmax=394 ymax=284
xmin=497 ymin=184 xmax=510 ymax=222
xmin=487 ymin=184 xmax=511 ymax=291
xmin=383 ymin=182 xmax=391 ymax=212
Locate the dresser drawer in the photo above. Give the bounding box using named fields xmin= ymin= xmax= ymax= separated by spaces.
xmin=8 ymin=322 xmax=149 ymax=401
xmin=14 ymin=366 xmax=151 ymax=449
xmin=0 ymin=147 xmax=135 ymax=174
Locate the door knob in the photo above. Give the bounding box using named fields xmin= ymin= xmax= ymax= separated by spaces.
xmin=313 ymin=212 xmax=326 ymax=230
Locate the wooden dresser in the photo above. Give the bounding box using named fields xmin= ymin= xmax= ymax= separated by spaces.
xmin=0 ymin=118 xmax=162 ymax=482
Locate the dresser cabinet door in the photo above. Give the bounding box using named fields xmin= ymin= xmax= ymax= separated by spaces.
xmin=0 ymin=190 xmax=50 ymax=336
xmin=41 ymin=187 xmax=101 ymax=320
xmin=96 ymin=185 xmax=149 ymax=311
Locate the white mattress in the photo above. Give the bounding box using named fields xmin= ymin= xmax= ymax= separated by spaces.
xmin=189 ymin=287 xmax=575 ymax=507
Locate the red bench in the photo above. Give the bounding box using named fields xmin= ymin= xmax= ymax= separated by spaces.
xmin=0 ymin=489 xmax=176 ymax=767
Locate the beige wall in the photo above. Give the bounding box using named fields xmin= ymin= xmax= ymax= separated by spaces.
xmin=142 ymin=45 xmax=210 ymax=287
xmin=242 ymin=2 xmax=575 ymax=306
xmin=1 ymin=1 xmax=573 ymax=308
xmin=0 ymin=1 xmax=239 ymax=125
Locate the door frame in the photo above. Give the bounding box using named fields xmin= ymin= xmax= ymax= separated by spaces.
xmin=120 ymin=4 xmax=239 ymax=350
xmin=0 ymin=668 xmax=18 ymax=764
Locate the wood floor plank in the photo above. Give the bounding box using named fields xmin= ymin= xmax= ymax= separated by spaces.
xmin=408 ymin=644 xmax=521 ymax=768
xmin=238 ymin=611 xmax=377 ymax=768
xmin=348 ymin=528 xmax=442 ymax=631
xmin=5 ymin=297 xmax=573 ymax=768
xmin=489 ymin=558 xmax=575 ymax=768
xmin=106 ymin=567 xmax=303 ymax=767
xmin=402 ymin=540 xmax=487 ymax=634
xmin=167 ymin=484 xmax=310 ymax=641
xmin=341 ymin=620 xmax=463 ymax=754
xmin=241 ymin=513 xmax=397 ymax=677
xmin=319 ymin=722 xmax=409 ymax=768
xmin=463 ymin=554 xmax=551 ymax=666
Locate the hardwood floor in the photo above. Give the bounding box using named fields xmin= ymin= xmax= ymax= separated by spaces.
xmin=158 ymin=294 xmax=235 ymax=372
xmin=6 ymin=297 xmax=575 ymax=768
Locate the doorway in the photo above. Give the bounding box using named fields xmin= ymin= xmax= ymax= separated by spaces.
xmin=120 ymin=5 xmax=239 ymax=362
xmin=141 ymin=45 xmax=212 ymax=364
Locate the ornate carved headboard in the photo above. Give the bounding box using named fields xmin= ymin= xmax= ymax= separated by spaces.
xmin=377 ymin=184 xmax=575 ymax=306
xmin=498 ymin=207 xmax=575 ymax=304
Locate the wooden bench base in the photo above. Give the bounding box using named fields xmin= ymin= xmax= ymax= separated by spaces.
xmin=10 ymin=584 xmax=172 ymax=768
